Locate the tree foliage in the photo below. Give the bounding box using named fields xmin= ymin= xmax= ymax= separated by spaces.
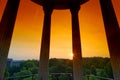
xmin=5 ymin=57 xmax=113 ymax=80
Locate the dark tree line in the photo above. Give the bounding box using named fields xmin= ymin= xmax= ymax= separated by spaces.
xmin=82 ymin=57 xmax=113 ymax=78
xmin=4 ymin=57 xmax=113 ymax=80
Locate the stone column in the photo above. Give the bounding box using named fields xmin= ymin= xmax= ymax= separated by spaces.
xmin=70 ymin=2 xmax=83 ymax=80
xmin=100 ymin=0 xmax=120 ymax=80
xmin=38 ymin=1 xmax=54 ymax=80
xmin=0 ymin=0 xmax=20 ymax=79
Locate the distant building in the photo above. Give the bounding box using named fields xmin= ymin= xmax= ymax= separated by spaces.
xmin=7 ymin=58 xmax=24 ymax=67
xmin=10 ymin=60 xmax=24 ymax=67
xmin=7 ymin=58 xmax=13 ymax=67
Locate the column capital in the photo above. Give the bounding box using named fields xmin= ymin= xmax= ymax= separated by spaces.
xmin=69 ymin=1 xmax=80 ymax=14
xmin=43 ymin=0 xmax=54 ymax=15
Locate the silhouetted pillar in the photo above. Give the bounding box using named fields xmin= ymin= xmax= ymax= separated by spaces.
xmin=0 ymin=0 xmax=20 ymax=79
xmin=70 ymin=2 xmax=83 ymax=80
xmin=38 ymin=1 xmax=54 ymax=80
xmin=100 ymin=0 xmax=120 ymax=80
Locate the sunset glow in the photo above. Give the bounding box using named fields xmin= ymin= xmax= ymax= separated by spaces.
xmin=0 ymin=0 xmax=120 ymax=60
xmin=70 ymin=52 xmax=74 ymax=59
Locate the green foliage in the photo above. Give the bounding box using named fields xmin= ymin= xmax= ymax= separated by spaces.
xmin=83 ymin=57 xmax=113 ymax=78
xmin=90 ymin=65 xmax=96 ymax=75
xmin=58 ymin=74 xmax=69 ymax=80
xmin=5 ymin=60 xmax=38 ymax=80
xmin=49 ymin=75 xmax=53 ymax=80
xmin=8 ymin=66 xmax=20 ymax=76
xmin=15 ymin=70 xmax=31 ymax=76
xmin=104 ymin=62 xmax=113 ymax=78
xmin=88 ymin=75 xmax=100 ymax=80
xmin=23 ymin=77 xmax=32 ymax=80
xmin=96 ymin=69 xmax=108 ymax=77
xmin=20 ymin=60 xmax=38 ymax=70
xmin=4 ymin=68 xmax=10 ymax=77
xmin=29 ymin=67 xmax=38 ymax=74
xmin=5 ymin=57 xmax=113 ymax=80
xmin=49 ymin=58 xmax=73 ymax=73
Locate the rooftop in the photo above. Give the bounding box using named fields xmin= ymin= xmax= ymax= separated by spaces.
xmin=31 ymin=0 xmax=89 ymax=9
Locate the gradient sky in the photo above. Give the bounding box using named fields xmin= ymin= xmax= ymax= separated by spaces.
xmin=0 ymin=0 xmax=120 ymax=60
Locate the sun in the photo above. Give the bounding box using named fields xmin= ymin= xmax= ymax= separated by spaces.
xmin=70 ymin=52 xmax=74 ymax=59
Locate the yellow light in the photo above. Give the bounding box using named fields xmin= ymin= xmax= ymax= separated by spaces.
xmin=70 ymin=52 xmax=74 ymax=59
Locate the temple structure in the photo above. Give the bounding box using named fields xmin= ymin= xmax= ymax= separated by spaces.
xmin=0 ymin=0 xmax=120 ymax=80
xmin=31 ymin=0 xmax=88 ymax=80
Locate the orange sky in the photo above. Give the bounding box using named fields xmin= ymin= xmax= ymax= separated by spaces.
xmin=0 ymin=0 xmax=120 ymax=60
